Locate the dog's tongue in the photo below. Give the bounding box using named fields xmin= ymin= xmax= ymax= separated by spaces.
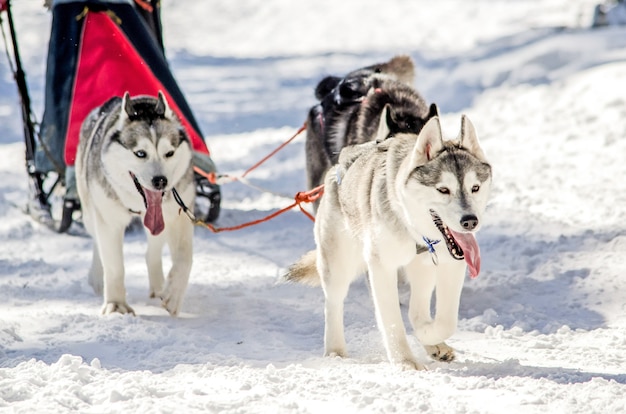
xmin=143 ymin=189 xmax=164 ymax=236
xmin=450 ymin=230 xmax=481 ymax=278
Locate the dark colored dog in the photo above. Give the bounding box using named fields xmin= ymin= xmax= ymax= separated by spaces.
xmin=305 ymin=55 xmax=438 ymax=202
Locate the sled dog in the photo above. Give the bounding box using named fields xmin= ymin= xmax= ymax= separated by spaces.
xmin=305 ymin=55 xmax=438 ymax=196
xmin=286 ymin=111 xmax=492 ymax=369
xmin=76 ymin=92 xmax=195 ymax=316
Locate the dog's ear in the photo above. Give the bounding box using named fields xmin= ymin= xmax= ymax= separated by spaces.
xmin=411 ymin=116 xmax=444 ymax=165
xmin=375 ymin=104 xmax=392 ymax=143
xmin=118 ymin=92 xmax=132 ymax=130
xmin=387 ymin=55 xmax=415 ymax=86
xmin=458 ymin=115 xmax=487 ymax=162
xmin=427 ymin=103 xmax=439 ymax=119
xmin=315 ymin=76 xmax=341 ymax=100
xmin=155 ymin=91 xmax=176 ymax=120
xmin=122 ymin=91 xmax=133 ymax=114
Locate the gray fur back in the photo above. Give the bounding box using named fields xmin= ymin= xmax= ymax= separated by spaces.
xmin=77 ymin=97 xmax=125 ymax=201
xmin=305 ymin=55 xmax=423 ymax=193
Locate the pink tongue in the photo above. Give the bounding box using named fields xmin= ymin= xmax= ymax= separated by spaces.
xmin=449 ymin=230 xmax=481 ymax=278
xmin=143 ymin=189 xmax=164 ymax=236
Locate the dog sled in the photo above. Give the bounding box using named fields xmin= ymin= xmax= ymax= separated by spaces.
xmin=0 ymin=0 xmax=221 ymax=233
xmin=592 ymin=0 xmax=626 ymax=27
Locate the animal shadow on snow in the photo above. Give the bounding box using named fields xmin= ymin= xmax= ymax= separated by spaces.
xmin=452 ymin=358 xmax=626 ymax=385
xmin=456 ymin=227 xmax=617 ymax=334
xmin=0 ymin=279 xmax=324 ymax=373
xmin=0 ymin=228 xmax=614 ymax=373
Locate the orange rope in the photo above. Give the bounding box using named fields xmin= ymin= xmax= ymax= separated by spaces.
xmin=180 ymin=123 xmax=323 ymax=231
xmin=134 ymin=0 xmax=154 ymax=13
xmin=195 ymin=122 xmax=307 ymax=186
xmin=242 ymin=122 xmax=307 ymax=178
xmin=189 ymin=185 xmax=324 ymax=233
xmin=193 ymin=165 xmax=217 ymax=185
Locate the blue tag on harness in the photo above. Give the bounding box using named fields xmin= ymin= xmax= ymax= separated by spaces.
xmin=422 ymin=236 xmax=440 ymax=265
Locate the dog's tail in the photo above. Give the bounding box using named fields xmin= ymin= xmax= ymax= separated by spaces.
xmin=284 ymin=250 xmax=321 ymax=286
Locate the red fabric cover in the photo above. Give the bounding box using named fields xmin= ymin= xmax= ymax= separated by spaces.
xmin=65 ymin=11 xmax=208 ymax=166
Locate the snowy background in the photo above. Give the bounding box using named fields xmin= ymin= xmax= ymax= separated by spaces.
xmin=1 ymin=0 xmax=626 ymax=412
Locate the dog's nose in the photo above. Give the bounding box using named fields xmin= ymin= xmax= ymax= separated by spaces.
xmin=460 ymin=214 xmax=478 ymax=231
xmin=152 ymin=175 xmax=168 ymax=190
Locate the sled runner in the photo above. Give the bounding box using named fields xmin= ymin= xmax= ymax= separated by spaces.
xmin=1 ymin=0 xmax=220 ymax=232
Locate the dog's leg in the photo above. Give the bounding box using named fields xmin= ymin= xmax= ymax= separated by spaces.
xmin=94 ymin=214 xmax=134 ymax=315
xmin=404 ymin=257 xmax=455 ymax=361
xmin=405 ymin=256 xmax=435 ymax=326
xmin=82 ymin=207 xmax=104 ymax=295
xmin=317 ymin=207 xmax=362 ymax=358
xmin=367 ymin=257 xmax=424 ymax=370
xmin=88 ymin=242 xmax=104 ymax=295
xmin=319 ymin=242 xmax=360 ymax=359
xmin=412 ymin=261 xmax=466 ymax=351
xmin=146 ymin=232 xmax=165 ymax=299
xmin=159 ymin=213 xmax=193 ymax=316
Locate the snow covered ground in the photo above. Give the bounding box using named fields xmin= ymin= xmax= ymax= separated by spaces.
xmin=1 ymin=0 xmax=626 ymax=412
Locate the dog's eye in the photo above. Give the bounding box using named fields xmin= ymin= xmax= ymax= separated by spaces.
xmin=164 ymin=150 xmax=175 ymax=158
xmin=437 ymin=187 xmax=450 ymax=195
xmin=134 ymin=150 xmax=147 ymax=158
xmin=471 ymin=185 xmax=480 ymax=193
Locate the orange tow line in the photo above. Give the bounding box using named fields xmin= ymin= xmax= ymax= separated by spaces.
xmin=175 ymin=122 xmax=325 ymax=233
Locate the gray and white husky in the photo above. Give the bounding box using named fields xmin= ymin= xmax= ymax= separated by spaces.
xmin=75 ymin=92 xmax=195 ymax=316
xmin=286 ymin=110 xmax=492 ymax=370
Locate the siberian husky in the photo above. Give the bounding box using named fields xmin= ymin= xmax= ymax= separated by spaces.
xmin=286 ymin=111 xmax=492 ymax=369
xmin=305 ymin=55 xmax=438 ymax=197
xmin=75 ymin=92 xmax=195 ymax=316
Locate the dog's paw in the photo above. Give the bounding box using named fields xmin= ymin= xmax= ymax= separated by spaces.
xmin=102 ymin=302 xmax=135 ymax=316
xmin=159 ymin=285 xmax=185 ymax=316
xmin=395 ymin=358 xmax=427 ymax=371
xmin=148 ymin=278 xmax=164 ymax=300
xmin=424 ymin=342 xmax=455 ymax=362
xmin=160 ymin=298 xmax=181 ymax=316
xmin=324 ymin=348 xmax=348 ymax=358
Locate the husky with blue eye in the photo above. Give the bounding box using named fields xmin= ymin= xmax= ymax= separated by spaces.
xmin=75 ymin=91 xmax=194 ymax=316
xmin=287 ymin=112 xmax=492 ymax=370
